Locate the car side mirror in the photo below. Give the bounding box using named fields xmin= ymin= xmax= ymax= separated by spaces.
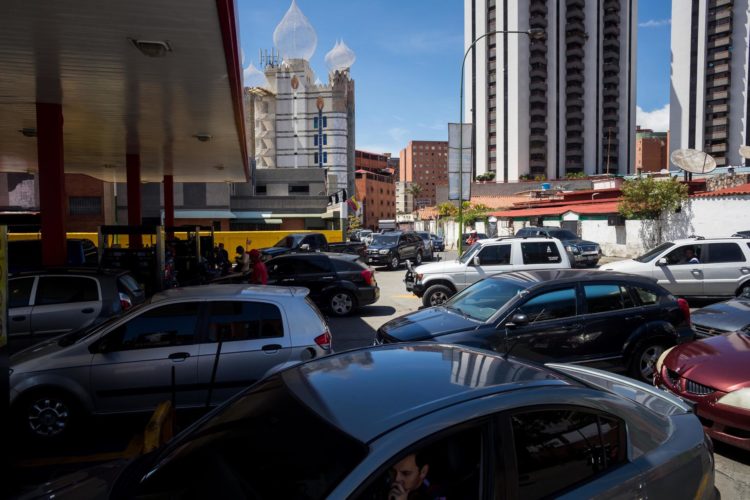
xmin=300 ymin=244 xmax=310 ymax=251
xmin=657 ymin=258 xmax=668 ymax=266
xmin=505 ymin=313 xmax=529 ymax=328
xmin=473 ymin=256 xmax=481 ymax=267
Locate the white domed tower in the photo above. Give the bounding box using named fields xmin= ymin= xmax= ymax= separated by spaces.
xmin=272 ymin=0 xmax=317 ymax=62
xmin=325 ymin=39 xmax=356 ymax=74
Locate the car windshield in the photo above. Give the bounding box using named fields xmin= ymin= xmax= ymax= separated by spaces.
xmin=634 ymin=242 xmax=675 ymax=262
xmin=459 ymin=243 xmax=482 ymax=263
xmin=132 ymin=375 xmax=367 ymax=499
xmin=417 ymin=233 xmax=430 ymax=240
xmin=56 ymin=302 xmax=148 ymax=347
xmin=445 ymin=278 xmax=527 ymax=322
xmin=548 ymin=229 xmax=578 ymax=240
xmin=371 ymin=234 xmax=399 ymax=245
xmin=273 ymin=235 xmax=305 ymax=248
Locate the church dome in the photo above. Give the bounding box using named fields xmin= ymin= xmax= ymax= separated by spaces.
xmin=325 ymin=39 xmax=356 ymax=72
xmin=273 ymin=0 xmax=317 ymax=61
xmin=243 ymin=63 xmax=268 ymax=88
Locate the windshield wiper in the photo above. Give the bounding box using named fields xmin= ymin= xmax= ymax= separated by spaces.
xmin=446 ymin=305 xmax=472 ymax=320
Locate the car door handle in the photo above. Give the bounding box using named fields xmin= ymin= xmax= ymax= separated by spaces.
xmin=280 ymin=278 xmax=295 ymax=283
xmin=691 ymin=269 xmax=702 ymax=274
xmin=262 ymin=344 xmax=282 ymax=352
xmin=625 ymin=315 xmax=645 ymax=321
xmin=741 ymin=267 xmax=750 ymax=274
xmin=168 ymin=352 xmax=190 ymax=361
xmin=11 ymin=316 xmax=26 ymax=322
xmin=320 ymin=276 xmax=335 ymax=281
xmin=81 ymin=308 xmax=95 ymax=314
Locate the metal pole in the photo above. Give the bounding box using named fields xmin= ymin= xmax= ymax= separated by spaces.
xmin=459 ymin=29 xmax=535 ymax=256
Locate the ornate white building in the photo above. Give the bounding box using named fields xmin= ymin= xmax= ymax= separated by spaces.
xmin=250 ymin=0 xmax=356 ymax=197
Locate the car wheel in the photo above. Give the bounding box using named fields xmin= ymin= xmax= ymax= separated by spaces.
xmin=16 ymin=390 xmax=80 ymax=440
xmin=737 ymin=283 xmax=750 ymax=297
xmin=415 ymin=251 xmax=423 ymax=265
xmin=329 ymin=291 xmax=356 ymax=316
xmin=389 ymin=256 xmax=400 ymax=270
xmin=630 ymin=342 xmax=667 ymax=382
xmin=422 ymin=284 xmax=453 ymax=307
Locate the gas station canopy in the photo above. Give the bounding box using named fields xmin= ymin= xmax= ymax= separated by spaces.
xmin=0 ymin=0 xmax=249 ymax=183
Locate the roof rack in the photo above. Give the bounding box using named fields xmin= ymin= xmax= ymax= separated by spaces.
xmin=688 ymin=235 xmax=705 ymax=240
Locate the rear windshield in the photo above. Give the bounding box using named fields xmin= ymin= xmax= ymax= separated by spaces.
xmin=331 ymin=258 xmax=365 ymax=272
xmin=135 ymin=376 xmax=366 ymax=499
xmin=118 ymin=274 xmax=144 ymax=296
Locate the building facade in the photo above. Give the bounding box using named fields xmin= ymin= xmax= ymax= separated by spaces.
xmin=464 ymin=0 xmax=637 ymax=181
xmin=635 ymin=128 xmax=668 ymax=173
xmin=399 ymin=141 xmax=449 ymax=207
xmin=670 ymin=0 xmax=750 ymax=167
xmin=355 ymin=170 xmax=396 ymax=229
xmin=396 ymin=181 xmax=414 ymax=214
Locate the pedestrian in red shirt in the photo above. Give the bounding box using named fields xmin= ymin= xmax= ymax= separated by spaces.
xmin=248 ymin=249 xmax=268 ymax=285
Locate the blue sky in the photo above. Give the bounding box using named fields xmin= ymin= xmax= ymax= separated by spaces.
xmin=238 ymin=0 xmax=673 ymax=156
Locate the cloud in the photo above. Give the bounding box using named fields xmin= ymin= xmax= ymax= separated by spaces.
xmin=639 ymin=19 xmax=671 ymax=28
xmin=388 ymin=127 xmax=410 ymax=145
xmin=636 ymin=104 xmax=670 ymax=132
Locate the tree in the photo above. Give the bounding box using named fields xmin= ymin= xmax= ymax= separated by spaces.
xmin=406 ymin=183 xmax=423 ymax=199
xmin=463 ymin=203 xmax=491 ymax=226
xmin=345 ymin=214 xmax=361 ymax=238
xmin=437 ymin=201 xmax=458 ymax=217
xmin=618 ymin=177 xmax=689 ymax=220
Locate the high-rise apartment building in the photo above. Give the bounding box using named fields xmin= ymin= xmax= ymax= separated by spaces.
xmin=670 ymin=0 xmax=750 ymax=167
xmin=464 ymin=0 xmax=637 ymax=181
xmin=399 ymin=141 xmax=449 ymax=207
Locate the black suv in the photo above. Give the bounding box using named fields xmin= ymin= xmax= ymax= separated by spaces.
xmin=8 ymin=268 xmax=145 ymax=353
xmin=266 ymin=253 xmax=379 ymax=316
xmin=516 ymin=227 xmax=601 ymax=267
xmin=366 ymin=231 xmax=424 ymax=269
xmin=377 ymin=269 xmax=694 ymax=381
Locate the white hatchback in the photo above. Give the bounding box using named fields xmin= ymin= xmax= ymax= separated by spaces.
xmin=601 ymin=237 xmax=750 ymax=298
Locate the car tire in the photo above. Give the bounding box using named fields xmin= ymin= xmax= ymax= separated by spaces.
xmin=389 ymin=256 xmax=400 ymax=270
xmin=415 ymin=251 xmax=423 ymax=265
xmin=329 ymin=290 xmax=356 ymax=316
xmin=629 ymin=341 xmax=668 ymax=383
xmin=736 ymin=282 xmax=750 ymax=297
xmin=15 ymin=389 xmax=81 ymax=441
xmin=422 ymin=284 xmax=453 ymax=308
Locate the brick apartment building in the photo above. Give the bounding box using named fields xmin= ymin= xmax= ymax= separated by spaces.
xmin=354 ymin=150 xmax=396 ymax=229
xmin=399 ymin=140 xmax=448 ymax=208
xmin=635 ymin=128 xmax=669 ymax=173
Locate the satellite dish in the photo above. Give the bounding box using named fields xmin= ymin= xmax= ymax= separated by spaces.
xmin=670 ymin=148 xmax=717 ymax=174
xmin=739 ymin=145 xmax=750 ymax=159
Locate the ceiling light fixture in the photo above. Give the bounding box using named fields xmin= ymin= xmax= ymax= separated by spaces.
xmin=130 ymin=39 xmax=172 ymax=58
xmin=19 ymin=128 xmax=36 ymax=137
xmin=193 ymin=134 xmax=212 ymax=142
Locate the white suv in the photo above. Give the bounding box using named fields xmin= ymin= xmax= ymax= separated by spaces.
xmin=405 ymin=237 xmax=572 ymax=306
xmin=601 ymin=237 xmax=750 ymax=298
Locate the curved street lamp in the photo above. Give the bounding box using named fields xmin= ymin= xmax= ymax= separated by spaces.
xmin=457 ymin=27 xmax=545 ymax=255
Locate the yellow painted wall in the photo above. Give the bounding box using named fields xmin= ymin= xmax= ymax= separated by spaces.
xmin=8 ymin=230 xmax=343 ymax=251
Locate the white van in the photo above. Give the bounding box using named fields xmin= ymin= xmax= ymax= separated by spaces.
xmin=405 ymin=237 xmax=572 ymax=306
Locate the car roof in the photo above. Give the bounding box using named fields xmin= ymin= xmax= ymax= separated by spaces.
xmin=669 ymin=237 xmax=750 ymax=244
xmin=9 ymin=267 xmax=127 ymax=278
xmin=270 ymin=252 xmax=359 ymax=261
xmin=150 ymin=284 xmax=309 ymax=302
xmin=488 ymin=269 xmax=655 ymax=286
xmin=280 ymin=343 xmax=575 ymax=443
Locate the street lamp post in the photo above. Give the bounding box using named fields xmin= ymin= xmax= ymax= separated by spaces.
xmin=458 ymin=28 xmax=544 ymax=255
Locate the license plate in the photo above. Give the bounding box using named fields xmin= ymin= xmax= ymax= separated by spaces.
xmin=368 ymin=258 xmax=374 ymax=263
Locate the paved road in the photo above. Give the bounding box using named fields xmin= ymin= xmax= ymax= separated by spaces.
xmin=328 ymin=252 xmax=750 ymax=499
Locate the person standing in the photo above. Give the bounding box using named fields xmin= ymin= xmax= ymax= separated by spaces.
xmin=234 ymin=245 xmax=250 ymax=273
xmin=248 ymin=249 xmax=268 ymax=285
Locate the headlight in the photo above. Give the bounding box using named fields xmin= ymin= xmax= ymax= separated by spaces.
xmin=655 ymin=345 xmax=676 ymax=374
xmin=565 ymin=245 xmax=581 ymax=254
xmin=415 ymin=273 xmax=424 ymax=282
xmin=378 ymin=249 xmax=390 ymax=255
xmin=717 ymin=388 xmax=750 ymax=410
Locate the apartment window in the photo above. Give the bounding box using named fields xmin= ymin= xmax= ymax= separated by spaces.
xmin=323 ymin=152 xmax=328 ymax=164
xmin=314 ymin=152 xmax=319 ymax=163
xmin=313 ymin=117 xmax=319 ymax=129
xmin=255 ymin=185 xmax=267 ymax=195
xmin=323 ymin=117 xmax=328 ymax=128
xmin=314 ymin=135 xmax=318 ymax=146
xmin=69 ymin=196 xmax=102 ymax=216
xmin=323 ymin=134 xmax=327 ymax=145
xmin=289 ymin=185 xmax=310 ymax=194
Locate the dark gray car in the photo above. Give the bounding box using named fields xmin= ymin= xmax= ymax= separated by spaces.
xmin=691 ymin=286 xmax=750 ymax=337
xmin=9 ymin=285 xmax=331 ymax=439
xmin=516 ymin=226 xmax=602 ymax=267
xmin=19 ymin=344 xmax=717 ymax=500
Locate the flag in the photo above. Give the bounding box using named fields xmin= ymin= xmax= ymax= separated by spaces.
xmin=347 ymin=196 xmax=359 ymax=211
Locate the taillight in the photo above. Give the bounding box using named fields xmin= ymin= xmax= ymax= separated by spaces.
xmin=677 ymin=298 xmax=691 ymax=326
xmin=119 ymin=292 xmax=133 ymax=311
xmin=361 ymin=268 xmax=374 ymax=286
xmin=315 ymin=330 xmax=332 ymax=351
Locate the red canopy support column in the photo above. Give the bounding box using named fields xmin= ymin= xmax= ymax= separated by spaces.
xmin=126 ymin=153 xmax=142 ymax=248
xmin=163 ymin=174 xmax=174 ymax=236
xmin=36 ymin=102 xmax=67 ymax=267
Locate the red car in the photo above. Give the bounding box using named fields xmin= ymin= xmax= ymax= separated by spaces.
xmin=654 ymin=331 xmax=750 ymax=450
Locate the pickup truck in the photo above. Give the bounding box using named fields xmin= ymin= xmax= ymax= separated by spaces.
xmin=405 ymin=236 xmax=571 ymax=307
xmin=260 ymin=233 xmax=366 ymax=260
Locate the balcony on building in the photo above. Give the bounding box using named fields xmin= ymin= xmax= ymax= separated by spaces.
xmin=707 ymin=36 xmax=732 ymax=49
xmin=566 ymin=72 xmax=584 ymax=84
xmin=604 ymin=11 xmax=620 ymax=23
xmin=603 ymin=74 xmax=620 ymax=85
xmin=566 ymin=32 xmax=587 ymax=45
xmin=530 ymin=53 xmax=547 ymax=65
xmin=530 ymin=15 xmax=547 ymax=28
xmin=566 ymin=46 xmax=584 ymax=58
xmin=707 ymin=63 xmax=730 ymax=75
xmin=530 ymin=107 xmax=547 ymax=117
xmin=604 ymin=0 xmax=620 ymax=10
xmin=567 ymin=0 xmax=585 ymax=8
xmin=530 ymin=94 xmax=547 ymax=104
xmin=707 ymin=90 xmax=729 ymax=101
xmin=604 ymin=25 xmax=620 ymax=36
xmin=567 ymin=97 xmax=585 ymax=108
xmin=530 ymin=1 xmax=548 ymax=15
xmin=567 ymin=8 xmax=585 ymax=21
xmin=603 ymin=99 xmax=619 ymax=110
xmin=566 ymin=60 xmax=585 ymax=71
xmin=603 ymin=110 xmax=619 ymax=121
xmin=530 ymin=133 xmax=547 ymax=143
xmin=567 ymin=110 xmax=584 ymax=120
xmin=530 ymin=68 xmax=547 ymax=79
xmin=708 ymin=21 xmax=731 ymax=36
xmin=530 ymin=81 xmax=547 ymax=92
xmin=566 ymin=21 xmax=586 ymax=33
xmin=566 ymin=86 xmax=584 ymax=97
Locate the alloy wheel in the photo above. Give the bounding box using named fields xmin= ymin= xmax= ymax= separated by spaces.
xmin=27 ymin=396 xmax=70 ymax=437
xmin=429 ymin=291 xmax=449 ymax=306
xmin=390 ymin=257 xmax=399 ymax=269
xmin=638 ymin=345 xmax=665 ymax=381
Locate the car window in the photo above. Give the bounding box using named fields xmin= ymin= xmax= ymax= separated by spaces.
xmin=706 ymin=243 xmax=746 ymax=263
xmin=118 ymin=274 xmax=143 ymax=296
xmin=478 ymin=244 xmax=511 ymax=265
xmin=206 ymin=301 xmax=283 ymax=342
xmin=584 ymin=284 xmax=633 ymax=314
xmin=35 ymin=276 xmax=99 ymax=305
xmin=448 ymin=278 xmax=527 ymax=322
xmin=632 ymin=287 xmax=659 ymax=306
xmin=521 ymin=242 xmax=562 ymax=264
xmin=134 ymin=376 xmax=368 ymax=500
xmin=517 ymin=287 xmax=577 ymax=322
xmin=358 ymin=426 xmax=482 ymax=499
xmin=511 ymin=409 xmax=627 ymax=499
xmin=664 ymin=244 xmax=703 ymax=265
xmin=102 ymin=302 xmax=201 ymax=351
xmin=634 ymin=242 xmax=675 ymax=263
xmin=293 ymin=256 xmax=332 ymax=274
xmin=331 ymin=258 xmax=364 ymax=272
xmin=9 ymin=277 xmax=35 ymax=308
xmin=267 ymin=259 xmax=295 ymax=277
